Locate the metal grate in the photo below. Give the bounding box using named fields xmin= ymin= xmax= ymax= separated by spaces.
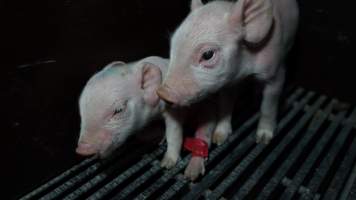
xmin=19 ymin=87 xmax=356 ymax=200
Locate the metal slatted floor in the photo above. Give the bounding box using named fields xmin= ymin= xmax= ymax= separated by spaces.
xmin=19 ymin=88 xmax=356 ymax=200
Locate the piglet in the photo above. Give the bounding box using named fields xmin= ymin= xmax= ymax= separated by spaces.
xmin=157 ymin=0 xmax=299 ymax=144
xmin=76 ymin=57 xmax=167 ymax=157
xmin=76 ymin=56 xmax=218 ymax=181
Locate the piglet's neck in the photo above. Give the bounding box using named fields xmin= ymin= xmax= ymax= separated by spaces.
xmin=231 ymin=51 xmax=256 ymax=83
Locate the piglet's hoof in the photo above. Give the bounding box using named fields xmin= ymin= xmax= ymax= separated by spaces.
xmin=212 ymin=131 xmax=229 ymax=146
xmin=184 ymin=157 xmax=205 ymax=181
xmin=256 ymin=128 xmax=274 ymax=144
xmin=160 ymin=152 xmax=179 ymax=169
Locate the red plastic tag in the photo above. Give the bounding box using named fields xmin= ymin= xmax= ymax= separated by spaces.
xmin=184 ymin=137 xmax=209 ymax=158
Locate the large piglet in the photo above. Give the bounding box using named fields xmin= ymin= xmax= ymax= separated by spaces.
xmin=157 ymin=0 xmax=299 ymax=144
xmin=76 ymin=56 xmax=218 ymax=181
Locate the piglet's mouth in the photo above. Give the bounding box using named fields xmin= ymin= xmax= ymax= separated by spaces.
xmin=76 ymin=139 xmax=114 ymax=158
xmin=97 ymin=149 xmax=112 ymax=159
xmin=156 ymin=83 xmax=204 ymax=107
xmin=76 ymin=143 xmax=113 ymax=159
xmin=98 ymin=140 xmax=125 ymax=159
xmin=156 ymin=86 xmax=178 ymax=105
xmin=156 ymin=86 xmax=193 ymax=107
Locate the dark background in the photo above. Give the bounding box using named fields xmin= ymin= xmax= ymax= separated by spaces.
xmin=1 ymin=0 xmax=355 ymax=199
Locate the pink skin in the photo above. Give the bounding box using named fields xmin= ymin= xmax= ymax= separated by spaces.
xmin=158 ymin=0 xmax=299 ymax=144
xmin=77 ymin=57 xmax=167 ymax=158
xmin=76 ymin=56 xmax=219 ymax=180
xmin=76 ymin=130 xmax=112 ymax=156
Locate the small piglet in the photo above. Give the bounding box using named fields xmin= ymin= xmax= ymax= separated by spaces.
xmin=76 ymin=56 xmax=218 ymax=181
xmin=157 ymin=0 xmax=299 ymax=144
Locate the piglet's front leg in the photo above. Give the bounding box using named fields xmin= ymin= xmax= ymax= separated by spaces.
xmin=213 ymin=90 xmax=236 ymax=145
xmin=184 ymin=113 xmax=216 ymax=181
xmin=183 ymin=139 xmax=207 ymax=181
xmin=256 ymin=67 xmax=285 ymax=144
xmin=161 ymin=110 xmax=184 ymax=169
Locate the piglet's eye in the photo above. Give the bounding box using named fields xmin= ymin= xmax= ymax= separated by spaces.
xmin=113 ymin=108 xmax=123 ymax=115
xmin=197 ymin=48 xmax=219 ymax=69
xmin=201 ymin=50 xmax=215 ymax=61
xmin=113 ymin=100 xmax=128 ymax=116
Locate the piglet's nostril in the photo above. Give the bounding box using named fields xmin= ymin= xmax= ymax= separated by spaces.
xmin=156 ymin=86 xmax=176 ymax=105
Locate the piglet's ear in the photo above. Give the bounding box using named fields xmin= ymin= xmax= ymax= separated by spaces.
xmin=141 ymin=62 xmax=162 ymax=107
xmin=103 ymin=61 xmax=125 ymax=71
xmin=191 ymin=0 xmax=204 ymax=11
xmin=229 ymin=0 xmax=273 ymax=46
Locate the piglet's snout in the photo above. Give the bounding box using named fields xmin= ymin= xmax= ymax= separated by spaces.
xmin=156 ymin=85 xmax=178 ymax=105
xmin=76 ymin=142 xmax=98 ymax=156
